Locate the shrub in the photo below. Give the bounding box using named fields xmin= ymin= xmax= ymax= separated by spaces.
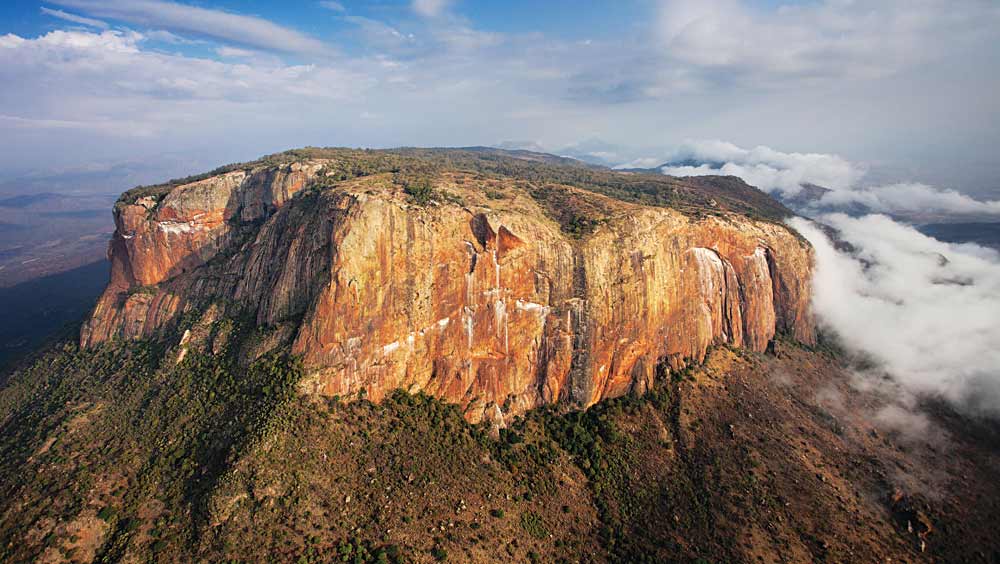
xmin=519 ymin=511 xmax=548 ymax=540
xmin=400 ymin=176 xmax=436 ymax=205
xmin=97 ymin=506 xmax=116 ymax=522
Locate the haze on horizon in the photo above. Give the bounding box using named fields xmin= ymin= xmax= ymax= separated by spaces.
xmin=0 ymin=0 xmax=998 ymax=201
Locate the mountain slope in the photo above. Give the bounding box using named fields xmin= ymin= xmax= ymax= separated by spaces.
xmin=4 ymin=148 xmax=996 ymax=563
xmin=3 ymin=330 xmax=998 ymax=563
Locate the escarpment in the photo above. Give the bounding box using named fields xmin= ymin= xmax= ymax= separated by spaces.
xmin=82 ymin=148 xmax=815 ymax=423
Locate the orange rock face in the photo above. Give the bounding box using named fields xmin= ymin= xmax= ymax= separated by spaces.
xmin=83 ymin=163 xmax=815 ymax=423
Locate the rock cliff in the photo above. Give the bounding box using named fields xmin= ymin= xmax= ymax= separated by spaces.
xmin=82 ymin=148 xmax=815 ymax=422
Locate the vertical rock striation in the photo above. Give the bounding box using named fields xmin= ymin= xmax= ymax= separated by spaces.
xmin=83 ymin=157 xmax=815 ymax=422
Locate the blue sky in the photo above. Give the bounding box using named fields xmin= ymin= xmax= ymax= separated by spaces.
xmin=0 ymin=0 xmax=998 ymax=204
xmin=1 ymin=1 xmax=650 ymax=45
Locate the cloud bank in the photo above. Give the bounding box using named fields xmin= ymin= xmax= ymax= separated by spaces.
xmin=790 ymin=214 xmax=1000 ymax=417
xmin=662 ymin=140 xmax=1000 ymax=219
xmin=661 ymin=140 xmax=863 ymax=196
xmin=819 ymin=183 xmax=1000 ymax=218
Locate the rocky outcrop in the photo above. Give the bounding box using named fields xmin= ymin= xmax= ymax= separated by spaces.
xmin=83 ymin=160 xmax=815 ymax=422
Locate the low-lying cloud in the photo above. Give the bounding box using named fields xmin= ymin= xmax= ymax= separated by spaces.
xmin=790 ymin=214 xmax=1000 ymax=417
xmin=661 ymin=139 xmax=862 ymax=196
xmin=663 ymin=140 xmax=1000 ymax=219
xmin=818 ymin=182 xmax=1000 ymax=217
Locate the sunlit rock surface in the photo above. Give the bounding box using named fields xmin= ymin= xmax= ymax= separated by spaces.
xmin=83 ymin=158 xmax=814 ymax=422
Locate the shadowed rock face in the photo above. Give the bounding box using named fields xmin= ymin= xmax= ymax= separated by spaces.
xmin=82 ymin=157 xmax=814 ymax=423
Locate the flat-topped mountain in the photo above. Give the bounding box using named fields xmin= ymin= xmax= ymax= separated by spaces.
xmin=2 ymin=148 xmax=998 ymax=564
xmin=82 ymin=147 xmax=814 ymax=423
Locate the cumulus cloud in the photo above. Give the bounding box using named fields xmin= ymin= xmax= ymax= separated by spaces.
xmin=40 ymin=6 xmax=109 ymax=29
xmin=790 ymin=214 xmax=1000 ymax=417
xmin=50 ymin=0 xmax=331 ymax=56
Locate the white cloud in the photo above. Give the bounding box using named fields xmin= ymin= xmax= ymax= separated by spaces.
xmin=144 ymin=29 xmax=198 ymax=45
xmin=51 ymin=0 xmax=331 ymax=56
xmin=614 ymin=156 xmax=663 ymax=169
xmin=40 ymin=6 xmax=109 ymax=29
xmin=343 ymin=16 xmax=415 ymax=49
xmin=319 ymin=1 xmax=346 ymax=13
xmin=661 ymin=140 xmax=863 ymax=196
xmin=431 ymin=24 xmax=502 ymax=51
xmin=412 ymin=0 xmax=452 ymax=18
xmin=657 ymin=0 xmax=1000 ymax=85
xmin=790 ymin=214 xmax=1000 ymax=416
xmin=0 ymin=34 xmax=26 ymax=48
xmin=10 ymin=28 xmax=142 ymax=53
xmin=819 ymin=183 xmax=1000 ymax=217
xmin=215 ymin=46 xmax=257 ymax=59
xmin=0 ymin=29 xmax=369 ymax=144
xmin=662 ymin=139 xmax=1000 ymax=219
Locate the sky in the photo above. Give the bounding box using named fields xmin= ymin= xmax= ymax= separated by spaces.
xmin=0 ymin=0 xmax=999 ymax=198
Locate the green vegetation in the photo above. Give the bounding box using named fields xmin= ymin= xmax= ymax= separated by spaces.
xmin=0 ymin=314 xmax=304 ymax=563
xmin=396 ymin=173 xmax=437 ymax=205
xmin=519 ymin=511 xmax=548 ymax=539
xmin=0 ymin=316 xmax=643 ymax=562
xmin=330 ymin=539 xmax=404 ymax=564
xmin=116 ymin=146 xmax=792 ymax=228
xmin=127 ymin=284 xmax=159 ymax=296
xmin=0 ymin=300 xmax=793 ymax=564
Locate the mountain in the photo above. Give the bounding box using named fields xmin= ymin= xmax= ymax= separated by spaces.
xmin=551 ymin=139 xmax=627 ymax=167
xmin=1 ymin=147 xmax=998 ymax=563
xmin=772 ymin=183 xmax=882 ymax=219
xmin=495 ymin=140 xmax=636 ymax=168
xmin=777 ymin=183 xmax=832 ymax=210
xmin=81 ymin=147 xmax=812 ymax=423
